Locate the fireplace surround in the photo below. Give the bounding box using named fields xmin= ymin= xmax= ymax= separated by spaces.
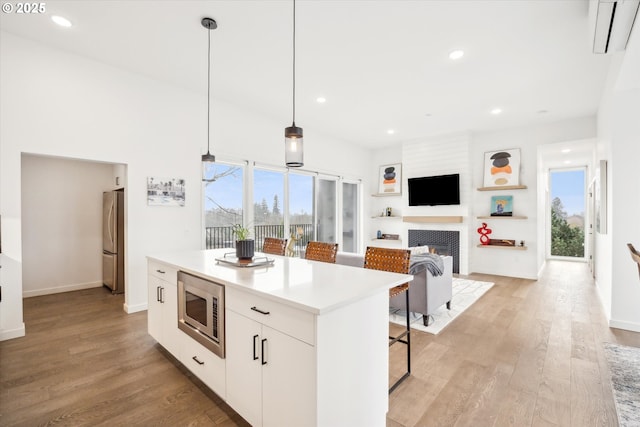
xmin=408 ymin=229 xmax=460 ymax=274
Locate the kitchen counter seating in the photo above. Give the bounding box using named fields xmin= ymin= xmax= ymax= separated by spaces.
xmin=147 ymin=248 xmax=413 ymax=427
xmin=336 ymin=251 xmax=453 ymax=326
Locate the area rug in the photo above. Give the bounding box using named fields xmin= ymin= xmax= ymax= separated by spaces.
xmin=389 ymin=277 xmax=494 ymax=335
xmin=603 ymin=343 xmax=640 ymax=427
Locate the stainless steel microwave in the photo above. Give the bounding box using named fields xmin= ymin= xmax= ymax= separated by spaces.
xmin=177 ymin=271 xmax=225 ymax=358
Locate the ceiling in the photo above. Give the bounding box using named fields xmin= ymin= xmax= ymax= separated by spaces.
xmin=0 ymin=0 xmax=612 ymax=150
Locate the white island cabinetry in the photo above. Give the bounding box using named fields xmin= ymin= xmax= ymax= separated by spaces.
xmin=147 ymin=261 xmax=184 ymax=359
xmin=147 ymin=249 xmax=412 ymax=427
xmin=225 ymin=287 xmax=315 ymax=427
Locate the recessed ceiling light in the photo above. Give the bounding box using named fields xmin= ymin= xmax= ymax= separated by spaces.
xmin=387 ymin=129 xmax=395 ymax=135
xmin=316 ymin=97 xmax=326 ymax=103
xmin=51 ymin=15 xmax=72 ymax=27
xmin=449 ymin=50 xmax=464 ymax=60
xmin=561 ymin=148 xmax=571 ymax=154
xmin=537 ymin=109 xmax=549 ymax=114
xmin=490 ymin=108 xmax=502 ymax=115
xmin=564 ymin=160 xmax=572 ymax=164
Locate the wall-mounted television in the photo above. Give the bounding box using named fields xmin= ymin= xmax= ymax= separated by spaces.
xmin=408 ymin=173 xmax=460 ymax=206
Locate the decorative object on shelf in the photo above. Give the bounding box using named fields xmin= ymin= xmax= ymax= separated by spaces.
xmin=483 ymin=148 xmax=520 ymax=187
xmin=520 ymin=240 xmax=525 ymax=247
xmin=378 ymin=163 xmax=402 ymax=194
xmin=489 ymin=239 xmax=516 ymax=246
xmin=147 ymin=177 xmax=185 ymax=207
xmin=284 ymin=0 xmax=303 ymax=167
xmin=477 ymin=222 xmax=492 ymax=245
xmin=201 ymin=17 xmax=218 ymax=182
xmin=377 ymin=230 xmax=382 ymax=239
xmin=232 ymin=224 xmax=254 ymax=259
xmin=490 ymin=195 xmax=513 ymax=216
xmin=386 ymin=207 xmax=393 ymax=217
xmin=382 ymin=233 xmax=400 ymax=240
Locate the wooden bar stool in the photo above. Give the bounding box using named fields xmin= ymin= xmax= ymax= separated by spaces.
xmin=263 ymin=237 xmax=287 ymax=256
xmin=363 ymin=246 xmax=411 ymax=393
xmin=304 ymin=241 xmax=338 ymax=263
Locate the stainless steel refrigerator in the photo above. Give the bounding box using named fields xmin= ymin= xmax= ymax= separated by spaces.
xmin=103 ymin=190 xmax=124 ymax=294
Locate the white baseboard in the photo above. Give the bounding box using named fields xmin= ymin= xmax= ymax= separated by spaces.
xmin=0 ymin=324 xmax=26 ymax=341
xmin=22 ymin=281 xmax=102 ymax=298
xmin=609 ymin=319 xmax=640 ymax=333
xmin=124 ymin=302 xmax=147 ymax=314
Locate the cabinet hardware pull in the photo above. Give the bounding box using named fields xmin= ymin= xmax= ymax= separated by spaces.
xmin=192 ymin=356 xmax=204 ymax=365
xmin=253 ymin=334 xmax=259 ymax=360
xmin=156 ymin=269 xmax=165 ymax=274
xmin=261 ymin=338 xmax=268 ymax=365
xmin=251 ymin=306 xmax=270 ymax=315
xmin=160 ymin=287 xmax=165 ymax=304
xmin=156 ymin=286 xmax=161 ymax=302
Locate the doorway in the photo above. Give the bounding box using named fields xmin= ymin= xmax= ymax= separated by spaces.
xmin=548 ymin=167 xmax=587 ymax=260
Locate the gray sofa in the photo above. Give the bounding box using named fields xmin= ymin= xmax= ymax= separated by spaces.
xmin=336 ymin=252 xmax=453 ymax=326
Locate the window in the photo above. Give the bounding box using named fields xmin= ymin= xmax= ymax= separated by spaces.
xmin=253 ymin=168 xmax=285 ymax=251
xmin=203 ymin=162 xmax=244 ymax=249
xmin=203 ymin=161 xmax=361 ymax=254
xmin=289 ymin=172 xmax=314 ymax=255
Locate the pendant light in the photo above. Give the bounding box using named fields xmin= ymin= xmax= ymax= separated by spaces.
xmin=201 ymin=17 xmax=217 ymax=182
xmin=285 ymin=0 xmax=303 ymax=167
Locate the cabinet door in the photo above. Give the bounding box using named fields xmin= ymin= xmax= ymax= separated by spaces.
xmin=262 ymin=325 xmax=316 ymax=427
xmin=147 ymin=276 xmax=163 ymax=342
xmin=160 ymin=280 xmax=183 ymax=359
xmin=226 ymin=310 xmax=263 ymax=427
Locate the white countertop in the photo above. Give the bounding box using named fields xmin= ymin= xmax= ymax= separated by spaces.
xmin=148 ymin=248 xmax=413 ymax=315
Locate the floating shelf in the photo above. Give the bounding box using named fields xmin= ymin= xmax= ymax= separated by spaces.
xmin=402 ymin=216 xmax=463 ymax=223
xmin=371 ymin=238 xmax=402 ymax=242
xmin=476 ymin=244 xmax=527 ymax=250
xmin=371 ymin=216 xmax=401 ymax=219
xmin=476 ymin=185 xmax=527 ymax=191
xmin=477 ymin=215 xmax=528 ymax=220
xmin=371 ymin=193 xmax=401 ymax=197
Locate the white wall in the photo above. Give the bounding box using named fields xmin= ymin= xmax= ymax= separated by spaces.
xmin=21 ymin=155 xmax=115 ymax=297
xmin=470 ymin=118 xmax=596 ymax=279
xmin=0 ymin=32 xmax=371 ymax=340
xmin=595 ymin=22 xmax=640 ymax=331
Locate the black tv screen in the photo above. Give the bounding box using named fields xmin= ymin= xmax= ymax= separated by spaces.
xmin=408 ymin=174 xmax=460 ymax=206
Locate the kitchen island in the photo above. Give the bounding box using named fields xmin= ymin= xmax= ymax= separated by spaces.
xmin=147 ymin=248 xmax=412 ymax=427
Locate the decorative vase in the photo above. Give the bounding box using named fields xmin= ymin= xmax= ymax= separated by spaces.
xmin=235 ymin=239 xmax=255 ymax=259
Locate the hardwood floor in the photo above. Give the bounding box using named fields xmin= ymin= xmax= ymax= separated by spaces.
xmin=1 ymin=260 xmax=639 ymax=426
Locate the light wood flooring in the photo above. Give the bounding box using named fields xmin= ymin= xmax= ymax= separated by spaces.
xmin=1 ymin=260 xmax=639 ymax=426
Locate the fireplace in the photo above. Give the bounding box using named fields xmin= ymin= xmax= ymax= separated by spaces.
xmin=408 ymin=230 xmax=460 ymax=274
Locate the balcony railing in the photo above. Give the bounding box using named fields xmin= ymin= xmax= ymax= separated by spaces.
xmin=205 ymin=224 xmax=314 ymax=257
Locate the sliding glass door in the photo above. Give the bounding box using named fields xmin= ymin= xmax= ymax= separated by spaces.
xmin=317 ymin=178 xmax=337 ymax=244
xmin=342 ymin=181 xmax=359 ymax=253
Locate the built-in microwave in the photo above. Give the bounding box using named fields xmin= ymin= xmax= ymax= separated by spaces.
xmin=177 ymin=271 xmax=225 ymax=358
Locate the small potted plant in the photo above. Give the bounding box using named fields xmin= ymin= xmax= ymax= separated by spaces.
xmin=232 ymin=224 xmax=254 ymax=260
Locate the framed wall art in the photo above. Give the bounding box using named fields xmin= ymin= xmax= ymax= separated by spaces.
xmin=483 ymin=148 xmax=521 ymax=187
xmin=147 ymin=177 xmax=185 ymax=207
xmin=378 ymin=163 xmax=402 ymax=195
xmin=490 ymin=195 xmax=513 ymax=216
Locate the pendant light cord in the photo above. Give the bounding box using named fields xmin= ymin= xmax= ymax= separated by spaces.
xmin=207 ymin=25 xmax=211 ymax=153
xmin=292 ymin=0 xmax=296 ymax=125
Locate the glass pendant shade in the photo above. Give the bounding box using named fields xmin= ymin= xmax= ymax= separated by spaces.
xmin=285 ymin=124 xmax=303 ymax=167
